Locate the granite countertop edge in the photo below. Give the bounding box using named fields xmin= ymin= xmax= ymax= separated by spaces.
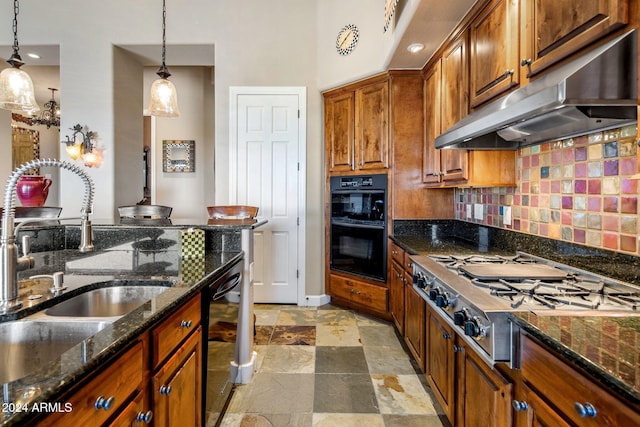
xmin=1 ymin=250 xmax=243 ymax=426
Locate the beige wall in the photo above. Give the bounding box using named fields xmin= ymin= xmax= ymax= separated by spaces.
xmin=0 ymin=0 xmax=408 ymax=299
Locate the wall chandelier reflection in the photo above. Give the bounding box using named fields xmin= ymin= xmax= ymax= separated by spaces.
xmin=61 ymin=124 xmax=104 ymax=168
xmin=32 ymin=88 xmax=61 ymax=128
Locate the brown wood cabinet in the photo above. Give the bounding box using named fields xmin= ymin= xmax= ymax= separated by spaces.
xmin=325 ymin=91 xmax=355 ymax=173
xmin=39 ymin=293 xmax=203 ymax=427
xmin=518 ymin=333 xmax=640 ymax=427
xmin=427 ymin=304 xmax=514 ymax=426
xmin=38 ymin=340 xmax=146 ymax=427
xmin=355 ymin=80 xmax=389 ymax=170
xmin=456 ymin=338 xmax=513 ymax=426
xmin=404 ymin=273 xmax=425 ymax=372
xmin=441 ymin=31 xmax=469 ymax=133
xmin=151 ymin=295 xmax=202 ymax=427
xmin=152 ymin=328 xmax=202 ymax=427
xmin=389 ymin=71 xmax=454 ymax=220
xmin=328 ymin=273 xmax=388 ymax=317
xmin=469 ymin=0 xmax=520 ymax=107
xmin=426 ymin=305 xmax=456 ymax=423
xmin=388 ymin=240 xmax=405 ymax=334
xmin=521 ymin=0 xmax=629 ymax=77
xmin=388 ymin=240 xmax=425 ymax=372
xmin=423 ymin=57 xmax=517 ymax=187
xmin=324 ymin=75 xmax=389 ymax=174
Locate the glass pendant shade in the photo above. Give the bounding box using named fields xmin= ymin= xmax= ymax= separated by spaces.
xmin=148 ymin=77 xmax=180 ymax=118
xmin=0 ymin=66 xmax=40 ymax=114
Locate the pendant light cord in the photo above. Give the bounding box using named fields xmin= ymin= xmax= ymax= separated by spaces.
xmin=7 ymin=0 xmax=24 ymax=67
xmin=161 ymin=0 xmax=166 ymax=67
xmin=12 ymin=0 xmax=19 ymax=55
xmin=156 ymin=0 xmax=171 ymax=79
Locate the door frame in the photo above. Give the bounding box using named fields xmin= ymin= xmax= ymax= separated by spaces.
xmin=229 ymin=86 xmax=307 ymax=306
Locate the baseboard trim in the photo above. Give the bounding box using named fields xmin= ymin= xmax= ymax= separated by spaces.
xmin=303 ymin=294 xmax=331 ymax=307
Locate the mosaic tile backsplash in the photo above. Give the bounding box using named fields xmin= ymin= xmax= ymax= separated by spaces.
xmin=455 ymin=125 xmax=640 ymax=255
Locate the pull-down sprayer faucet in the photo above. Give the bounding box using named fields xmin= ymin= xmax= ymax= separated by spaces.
xmin=0 ymin=159 xmax=95 ymax=312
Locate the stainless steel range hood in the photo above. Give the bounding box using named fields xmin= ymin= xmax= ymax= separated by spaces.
xmin=435 ymin=29 xmax=638 ymax=150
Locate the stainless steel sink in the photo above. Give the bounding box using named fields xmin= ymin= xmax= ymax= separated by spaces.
xmin=0 ymin=320 xmax=109 ymax=384
xmin=44 ymin=285 xmax=170 ymax=318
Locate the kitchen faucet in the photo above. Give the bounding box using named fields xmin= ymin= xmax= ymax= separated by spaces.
xmin=0 ymin=159 xmax=95 ymax=312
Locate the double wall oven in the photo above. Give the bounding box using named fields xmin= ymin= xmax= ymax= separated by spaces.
xmin=330 ymin=174 xmax=387 ymax=282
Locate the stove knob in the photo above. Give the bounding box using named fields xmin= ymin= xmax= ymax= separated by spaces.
xmin=415 ymin=273 xmax=426 ymax=288
xmin=453 ymin=310 xmax=468 ymax=326
xmin=436 ymin=292 xmax=451 ymax=308
xmin=428 ymin=288 xmax=440 ymax=301
xmin=464 ymin=318 xmax=481 ymax=338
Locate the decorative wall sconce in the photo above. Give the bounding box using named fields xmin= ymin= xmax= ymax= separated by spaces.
xmin=61 ymin=124 xmax=104 ymax=168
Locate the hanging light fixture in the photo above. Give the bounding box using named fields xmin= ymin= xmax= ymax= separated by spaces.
xmin=33 ymin=87 xmax=60 ymax=128
xmin=148 ymin=0 xmax=180 ymax=118
xmin=0 ymin=0 xmax=39 ymax=114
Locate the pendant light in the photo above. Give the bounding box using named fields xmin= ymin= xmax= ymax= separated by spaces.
xmin=0 ymin=0 xmax=39 ymax=114
xmin=33 ymin=87 xmax=61 ymax=128
xmin=148 ymin=0 xmax=180 ymax=117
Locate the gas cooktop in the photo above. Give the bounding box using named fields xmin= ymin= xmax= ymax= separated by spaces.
xmin=411 ymin=252 xmax=640 ymax=364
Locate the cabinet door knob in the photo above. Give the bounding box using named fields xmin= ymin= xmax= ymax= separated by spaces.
xmin=180 ymin=320 xmax=192 ymax=329
xmin=442 ymin=332 xmax=451 ymax=340
xmin=159 ymin=385 xmax=172 ymax=395
xmin=136 ymin=410 xmax=154 ymax=424
xmin=512 ymin=400 xmax=529 ymax=412
xmin=94 ymin=395 xmax=115 ymax=411
xmin=358 ymin=161 xmax=363 ymax=166
xmin=574 ymin=402 xmax=597 ymax=418
xmin=453 ymin=344 xmax=463 ymax=352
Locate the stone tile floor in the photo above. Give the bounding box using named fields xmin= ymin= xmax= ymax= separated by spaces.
xmin=206 ymin=303 xmax=447 ymax=427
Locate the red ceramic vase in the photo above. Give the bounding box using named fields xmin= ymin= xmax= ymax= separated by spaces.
xmin=16 ymin=176 xmax=53 ymax=207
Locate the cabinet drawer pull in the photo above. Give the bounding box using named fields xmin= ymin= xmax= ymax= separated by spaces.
xmin=180 ymin=320 xmax=193 ymax=329
xmin=512 ymin=400 xmax=529 ymax=412
xmin=391 ymin=250 xmax=397 ymax=255
xmin=574 ymin=402 xmax=597 ymax=418
xmin=159 ymin=385 xmax=172 ymax=395
xmin=136 ymin=410 xmax=154 ymax=424
xmin=406 ymin=262 xmax=413 ymax=269
xmin=94 ymin=395 xmax=115 ymax=411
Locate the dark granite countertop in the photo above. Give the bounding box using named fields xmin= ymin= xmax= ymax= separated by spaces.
xmin=0 ymin=245 xmax=243 ymax=426
xmin=511 ymin=313 xmax=640 ymax=409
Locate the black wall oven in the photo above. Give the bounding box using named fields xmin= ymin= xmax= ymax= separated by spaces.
xmin=330 ymin=174 xmax=387 ymax=282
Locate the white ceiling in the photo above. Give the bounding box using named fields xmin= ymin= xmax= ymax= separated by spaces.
xmin=387 ymin=0 xmax=477 ymax=69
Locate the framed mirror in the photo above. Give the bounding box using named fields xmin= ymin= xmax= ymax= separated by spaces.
xmin=162 ymin=140 xmax=195 ymax=173
xmin=12 ymin=126 xmax=40 ymax=174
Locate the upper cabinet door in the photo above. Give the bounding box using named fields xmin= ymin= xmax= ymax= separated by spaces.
xmin=355 ymin=80 xmax=389 ymax=170
xmin=469 ymin=0 xmax=520 ymax=107
xmin=325 ymin=91 xmax=355 ymax=172
xmin=423 ymin=60 xmax=442 ymax=184
xmin=522 ymin=0 xmax=629 ymax=76
xmin=441 ymin=32 xmax=469 ymax=133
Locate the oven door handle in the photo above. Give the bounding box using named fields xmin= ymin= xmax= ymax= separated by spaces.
xmin=331 ymin=221 xmax=385 ymax=230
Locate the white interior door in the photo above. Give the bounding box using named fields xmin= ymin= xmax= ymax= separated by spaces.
xmin=230 ymin=87 xmax=305 ymax=304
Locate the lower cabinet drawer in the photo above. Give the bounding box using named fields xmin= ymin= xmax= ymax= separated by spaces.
xmin=330 ymin=275 xmax=387 ymax=313
xmin=521 ymin=334 xmax=640 ymax=426
xmin=39 ymin=340 xmax=145 ymax=426
xmin=152 ymin=294 xmax=201 ymax=368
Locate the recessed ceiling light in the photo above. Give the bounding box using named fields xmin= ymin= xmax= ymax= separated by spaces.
xmin=26 ymin=53 xmax=41 ymax=59
xmin=407 ymin=43 xmax=425 ymax=54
